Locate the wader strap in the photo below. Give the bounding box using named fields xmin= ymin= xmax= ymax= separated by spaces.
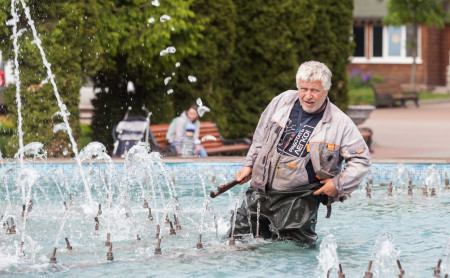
xmin=326 ymin=197 xmax=332 ymax=218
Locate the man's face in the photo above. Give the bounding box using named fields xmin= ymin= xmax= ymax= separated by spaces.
xmin=186 ymin=108 xmax=199 ymax=122
xmin=298 ymin=79 xmax=328 ymax=113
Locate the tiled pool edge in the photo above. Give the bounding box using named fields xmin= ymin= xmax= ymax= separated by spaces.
xmin=1 ymin=157 xmax=449 ymax=186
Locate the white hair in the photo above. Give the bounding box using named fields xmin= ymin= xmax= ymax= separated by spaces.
xmin=295 ymin=61 xmax=332 ymax=91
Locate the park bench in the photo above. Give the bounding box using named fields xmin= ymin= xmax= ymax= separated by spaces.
xmin=372 ymin=83 xmax=419 ymax=108
xmin=149 ymin=121 xmax=251 ymax=156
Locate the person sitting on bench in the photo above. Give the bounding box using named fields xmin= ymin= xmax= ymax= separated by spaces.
xmin=167 ymin=104 xmax=208 ymax=157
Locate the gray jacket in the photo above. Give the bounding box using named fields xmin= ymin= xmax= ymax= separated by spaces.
xmin=167 ymin=111 xmax=200 ymax=144
xmin=243 ymin=90 xmax=371 ymax=197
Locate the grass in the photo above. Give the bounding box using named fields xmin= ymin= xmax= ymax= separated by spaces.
xmin=80 ymin=123 xmax=93 ymax=149
xmin=348 ymin=86 xmax=450 ymax=105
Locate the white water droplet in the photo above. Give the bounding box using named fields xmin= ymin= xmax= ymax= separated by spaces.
xmin=167 ymin=89 xmax=174 ymax=94
xmin=171 ymin=27 xmax=175 ymax=31
xmin=151 ymin=0 xmax=160 ymax=7
xmin=160 ymin=46 xmax=176 ymax=56
xmin=53 ymin=123 xmax=68 ymax=133
xmin=175 ymin=62 xmax=180 ymax=67
xmin=148 ymin=17 xmax=155 ymax=23
xmin=188 ymin=76 xmax=197 ymax=83
xmin=196 ymin=98 xmax=203 ymax=107
xmin=164 ymin=77 xmax=172 ymax=86
xmin=160 ymin=15 xmax=171 ymax=22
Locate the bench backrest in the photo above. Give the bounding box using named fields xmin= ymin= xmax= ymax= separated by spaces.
xmin=149 ymin=121 xmax=224 ymax=150
xmin=372 ymin=83 xmax=403 ymax=96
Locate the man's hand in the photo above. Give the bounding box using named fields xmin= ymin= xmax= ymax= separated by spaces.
xmin=236 ymin=166 xmax=252 ymax=184
xmin=313 ymin=178 xmax=338 ymax=197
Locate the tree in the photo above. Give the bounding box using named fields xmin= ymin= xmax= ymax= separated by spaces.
xmin=384 ymin=0 xmax=447 ymax=93
xmin=89 ymin=0 xmax=204 ymax=150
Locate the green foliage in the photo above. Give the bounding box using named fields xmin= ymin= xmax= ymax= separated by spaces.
xmin=384 ymin=0 xmax=447 ymax=28
xmin=0 ymin=0 xmax=356 ymax=155
xmin=0 ymin=0 xmax=85 ymax=157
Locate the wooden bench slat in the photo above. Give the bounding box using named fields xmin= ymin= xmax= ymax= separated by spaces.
xmin=149 ymin=121 xmax=250 ymax=155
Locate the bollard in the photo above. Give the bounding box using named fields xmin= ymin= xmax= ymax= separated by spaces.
xmin=364 ymin=261 xmax=373 ymax=278
xmin=169 ymin=221 xmax=176 ymax=235
xmin=49 ymin=247 xmax=57 ymax=263
xmin=65 ymin=237 xmax=72 ymax=251
xmin=143 ymin=198 xmax=149 ymax=208
xmin=107 ymin=243 xmax=114 ymax=261
xmin=9 ymin=218 xmax=16 ymax=234
xmin=396 ymin=260 xmax=405 ymax=277
xmin=154 ymin=238 xmax=162 ymax=255
xmin=94 ymin=216 xmax=100 ymax=231
xmin=148 ymin=208 xmax=153 ymax=221
xmin=97 ymin=204 xmax=102 ymax=216
xmin=105 ymin=232 xmax=111 ymax=246
xmin=434 ymin=258 xmax=441 ymax=276
xmin=196 ymin=234 xmax=203 ymax=249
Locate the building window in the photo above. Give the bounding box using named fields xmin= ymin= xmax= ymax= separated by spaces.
xmin=352 ymin=23 xmax=421 ymax=64
xmin=372 ymin=25 xmax=383 ymax=57
xmin=353 ymin=26 xmax=365 ymax=57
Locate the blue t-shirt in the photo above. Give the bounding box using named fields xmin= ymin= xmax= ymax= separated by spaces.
xmin=277 ymin=99 xmax=324 ymax=183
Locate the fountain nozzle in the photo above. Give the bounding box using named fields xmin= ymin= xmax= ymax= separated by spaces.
xmin=64 ymin=201 xmax=68 ymax=211
xmin=431 ymin=188 xmax=436 ymax=197
xmin=396 ymin=259 xmax=405 ymax=277
xmin=49 ymin=247 xmax=57 ymax=263
xmin=9 ymin=217 xmax=16 ymax=234
xmin=155 ymin=225 xmax=160 ymax=239
xmin=387 ymin=182 xmax=393 ymax=198
xmin=154 ymin=238 xmax=162 ymax=255
xmin=94 ymin=216 xmax=100 ymax=231
xmin=423 ymin=186 xmax=428 ymax=197
xmin=143 ymin=198 xmax=149 ymax=208
xmin=107 ymin=243 xmax=114 ymax=261
xmin=365 ymin=183 xmax=372 ymax=198
xmin=174 ymin=214 xmax=182 ymax=230
xmin=22 ymin=204 xmax=26 ymax=219
xmin=337 ymin=263 xmax=345 ymax=278
xmin=169 ymin=221 xmax=176 ymax=235
xmin=148 ymin=208 xmax=153 ymax=221
xmin=136 ymin=234 xmax=141 ymax=241
xmin=65 ymin=237 xmax=72 ymax=251
xmin=97 ymin=204 xmax=102 ymax=216
xmin=434 ymin=258 xmax=441 ymax=276
xmin=196 ymin=234 xmax=203 ymax=249
xmin=105 ymin=232 xmax=111 ymax=246
xmin=364 ymin=260 xmax=373 ymax=278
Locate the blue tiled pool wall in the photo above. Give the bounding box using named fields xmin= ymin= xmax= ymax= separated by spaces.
xmin=1 ymin=162 xmax=449 ymax=186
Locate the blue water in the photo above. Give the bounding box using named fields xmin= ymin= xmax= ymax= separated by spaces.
xmin=0 ymin=162 xmax=449 ymax=277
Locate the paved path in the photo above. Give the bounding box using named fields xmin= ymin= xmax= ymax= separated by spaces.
xmin=362 ymin=100 xmax=450 ymax=160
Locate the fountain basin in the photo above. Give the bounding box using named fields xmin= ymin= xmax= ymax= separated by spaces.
xmin=0 ymin=160 xmax=449 ymax=277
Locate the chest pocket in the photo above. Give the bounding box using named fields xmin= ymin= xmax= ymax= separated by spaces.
xmin=271 ymin=153 xmax=311 ymax=191
xmin=316 ymin=142 xmax=341 ymax=179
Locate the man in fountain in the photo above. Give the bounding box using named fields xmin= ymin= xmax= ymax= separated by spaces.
xmin=230 ymin=61 xmax=371 ymax=243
